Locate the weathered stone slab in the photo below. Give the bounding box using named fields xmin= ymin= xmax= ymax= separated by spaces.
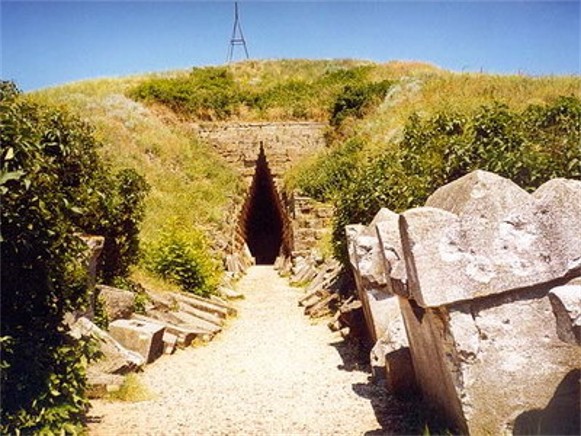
xmin=425 ymin=169 xmax=531 ymax=215
xmin=109 ymin=319 xmax=165 ymax=364
xmin=399 ymin=204 xmax=560 ymax=307
xmin=218 ymin=285 xmax=244 ymax=300
xmin=97 ymin=285 xmax=135 ymax=321
xmin=396 ymin=297 xmax=466 ymax=432
xmin=163 ymin=331 xmax=178 ymax=355
xmin=131 ymin=313 xmax=202 ymax=347
xmin=533 ymin=178 xmax=581 ymax=276
xmin=369 ymin=297 xmax=415 ymax=396
xmin=169 ymin=310 xmax=222 ymax=334
xmin=86 ymin=371 xmax=124 ymax=398
xmin=69 ymin=317 xmax=144 ymax=374
xmin=375 ymin=211 xmax=407 ymax=297
xmin=549 ymin=283 xmax=581 ymax=346
xmin=406 ymin=171 xmax=581 ymax=307
xmin=178 ymin=302 xmax=224 ymax=326
xmin=354 ymin=229 xmax=388 ymax=291
xmin=445 ymin=292 xmax=581 ymax=435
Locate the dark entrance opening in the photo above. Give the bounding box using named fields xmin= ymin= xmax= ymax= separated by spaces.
xmin=239 ymin=145 xmax=288 ymax=264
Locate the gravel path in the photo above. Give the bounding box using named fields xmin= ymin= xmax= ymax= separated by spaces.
xmin=88 ymin=266 xmax=405 ymax=435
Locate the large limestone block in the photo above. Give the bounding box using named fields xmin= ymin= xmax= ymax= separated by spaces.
xmin=446 ymin=292 xmax=581 ymax=435
xmin=109 ymin=319 xmax=165 ymax=364
xmin=345 ymin=224 xmax=365 ymax=273
xmin=354 ymin=208 xmax=396 ymax=291
xmin=400 ymin=203 xmax=562 ymax=307
xmin=549 ymin=283 xmax=581 ymax=345
xmin=425 ymin=169 xmax=531 ymax=215
xmin=69 ymin=316 xmax=145 ymax=374
xmin=369 ymin=297 xmax=415 ymax=396
xmin=533 ymin=178 xmax=581 ymax=276
xmin=97 ymin=285 xmax=135 ymax=321
xmin=407 ymin=171 xmax=581 ymax=307
xmin=347 ymin=212 xmax=401 ymax=342
xmin=375 ymin=211 xmax=407 ymax=297
xmin=346 ymin=223 xmax=375 ymax=341
xmin=397 ymin=297 xmax=466 ymax=432
xmin=398 ymin=289 xmax=581 ymax=435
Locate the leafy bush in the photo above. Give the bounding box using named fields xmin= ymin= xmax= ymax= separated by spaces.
xmin=131 ymin=64 xmax=392 ymax=122
xmin=1 ymin=82 xmax=98 ymax=432
xmin=330 ymin=80 xmax=393 ymax=126
xmin=89 ymin=169 xmax=149 ymax=284
xmin=131 ymin=67 xmax=241 ymax=120
xmin=328 ymin=97 xmax=581 ymax=264
xmin=289 ymin=137 xmax=365 ymax=202
xmin=248 ymin=79 xmax=315 ymax=119
xmin=0 ymin=81 xmax=148 ymax=432
xmin=144 ymin=223 xmax=221 ymax=297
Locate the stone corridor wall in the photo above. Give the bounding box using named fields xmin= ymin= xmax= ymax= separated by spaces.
xmin=346 ymin=170 xmax=581 ymax=435
xmin=195 ymin=122 xmax=332 ymax=268
xmin=290 ymin=195 xmax=333 ymax=259
xmin=193 ymin=121 xmax=326 ymax=183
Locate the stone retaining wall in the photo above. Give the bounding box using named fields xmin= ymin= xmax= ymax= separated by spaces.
xmin=346 ymin=170 xmax=581 ymax=434
xmin=290 ymin=195 xmax=334 ymax=259
xmin=193 ymin=121 xmax=326 ymax=183
xmin=196 ymin=122 xmax=332 ymax=267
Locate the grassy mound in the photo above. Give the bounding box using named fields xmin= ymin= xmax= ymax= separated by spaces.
xmin=31 ymin=76 xmax=243 ymax=292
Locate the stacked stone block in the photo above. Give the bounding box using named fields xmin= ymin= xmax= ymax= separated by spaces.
xmin=292 ymin=195 xmax=333 ymax=259
xmin=194 ymin=121 xmax=326 ymax=184
xmin=346 ymin=170 xmax=581 ymax=434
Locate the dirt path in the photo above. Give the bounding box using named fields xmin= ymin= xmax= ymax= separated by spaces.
xmin=88 ymin=266 xmax=406 ymax=435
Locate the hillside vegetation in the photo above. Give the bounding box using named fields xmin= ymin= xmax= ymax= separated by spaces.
xmin=124 ymin=59 xmax=580 ymax=262
xmin=32 ymin=77 xmax=243 ymax=291
xmin=1 ymin=81 xmax=149 ymax=432
xmin=33 ymin=59 xmax=581 ymax=269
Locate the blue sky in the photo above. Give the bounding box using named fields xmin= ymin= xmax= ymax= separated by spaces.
xmin=1 ymin=1 xmax=580 ymax=91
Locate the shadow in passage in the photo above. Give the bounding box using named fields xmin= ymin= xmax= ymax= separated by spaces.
xmin=513 ymin=369 xmax=580 ymax=435
xmin=330 ymin=338 xmax=370 ymax=373
xmin=353 ymin=381 xmax=423 ymax=436
xmin=331 ymin=337 xmax=423 ymax=434
xmin=84 ymin=414 xmax=103 ymax=424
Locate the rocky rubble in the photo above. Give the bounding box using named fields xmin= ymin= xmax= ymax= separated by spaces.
xmin=70 ymin=244 xmax=241 ymax=397
xmin=345 ymin=170 xmax=581 ymax=434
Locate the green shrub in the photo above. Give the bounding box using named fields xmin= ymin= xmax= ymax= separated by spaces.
xmin=291 ymin=137 xmax=365 ymax=202
xmin=330 ymin=80 xmax=393 ymax=126
xmin=131 ymin=67 xmax=241 ymax=120
xmin=131 ymin=63 xmax=391 ymax=123
xmin=248 ymin=79 xmax=315 ymax=119
xmin=144 ymin=223 xmax=221 ymax=297
xmin=1 ymin=81 xmax=148 ymax=432
xmin=1 ymin=82 xmax=101 ymax=432
xmin=93 ymin=295 xmax=110 ymax=330
xmin=89 ymin=168 xmax=149 ymax=284
xmin=329 ymin=97 xmax=581 ymax=264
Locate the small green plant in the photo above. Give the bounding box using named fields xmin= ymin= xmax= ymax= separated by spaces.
xmin=132 ymin=288 xmax=150 ymax=314
xmin=144 ymin=222 xmax=221 ymax=297
xmin=93 ymin=295 xmax=110 ymax=330
xmin=106 ymin=374 xmax=155 ymax=402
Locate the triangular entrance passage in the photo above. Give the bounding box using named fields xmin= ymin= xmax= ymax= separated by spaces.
xmin=237 ymin=146 xmax=290 ymax=264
